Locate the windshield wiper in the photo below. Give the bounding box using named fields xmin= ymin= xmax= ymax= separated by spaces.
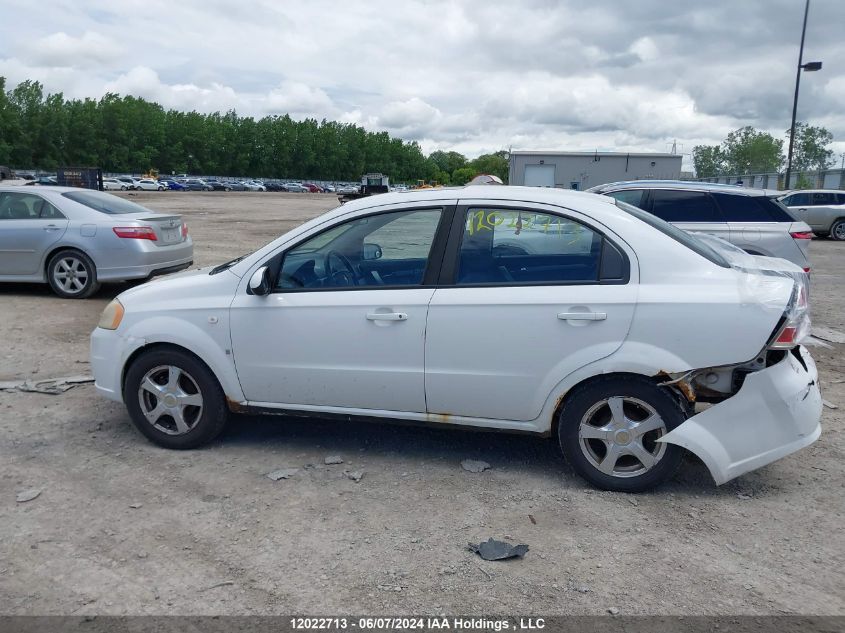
xmin=210 ymin=255 xmax=246 ymax=275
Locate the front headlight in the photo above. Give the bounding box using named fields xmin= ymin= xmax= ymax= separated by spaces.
xmin=98 ymin=299 xmax=125 ymax=330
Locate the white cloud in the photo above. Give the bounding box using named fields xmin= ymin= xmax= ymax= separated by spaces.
xmin=0 ymin=0 xmax=843 ymax=162
xmin=23 ymin=31 xmax=124 ymax=68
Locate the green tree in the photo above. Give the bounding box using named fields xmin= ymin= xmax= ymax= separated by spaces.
xmin=721 ymin=126 xmax=783 ymax=174
xmin=691 ymin=145 xmax=725 ymax=178
xmin=451 ymin=166 xmax=476 ymax=185
xmin=469 ymin=151 xmax=509 ymax=183
xmin=788 ymin=122 xmax=834 ymax=172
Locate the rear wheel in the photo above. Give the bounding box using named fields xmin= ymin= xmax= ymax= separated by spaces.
xmin=47 ymin=249 xmax=100 ymax=298
xmin=558 ymin=376 xmax=686 ymax=492
xmin=124 ymin=348 xmax=228 ymax=449
xmin=830 ymin=219 xmax=845 ymax=241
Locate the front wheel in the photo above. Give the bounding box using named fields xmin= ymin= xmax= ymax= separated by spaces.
xmin=124 ymin=348 xmax=228 ymax=449
xmin=830 ymin=219 xmax=845 ymax=241
xmin=558 ymin=376 xmax=686 ymax=492
xmin=47 ymin=249 xmax=101 ymax=298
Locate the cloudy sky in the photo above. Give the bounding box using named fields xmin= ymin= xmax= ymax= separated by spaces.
xmin=2 ymin=0 xmax=844 ymax=168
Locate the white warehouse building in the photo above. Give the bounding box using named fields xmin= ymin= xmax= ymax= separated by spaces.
xmin=508 ymin=151 xmax=683 ymax=190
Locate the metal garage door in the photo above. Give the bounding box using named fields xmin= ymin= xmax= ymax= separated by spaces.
xmin=523 ymin=164 xmax=555 ymax=187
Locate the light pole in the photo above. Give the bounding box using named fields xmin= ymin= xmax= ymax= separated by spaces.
xmin=784 ymin=0 xmax=822 ymax=189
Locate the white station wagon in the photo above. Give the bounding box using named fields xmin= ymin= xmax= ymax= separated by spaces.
xmin=91 ymin=186 xmax=822 ymax=491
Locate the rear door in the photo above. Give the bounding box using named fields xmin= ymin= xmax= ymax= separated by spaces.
xmin=646 ymin=189 xmax=730 ymax=242
xmin=0 ymin=192 xmax=68 ymax=275
xmin=424 ymin=202 xmax=636 ymax=422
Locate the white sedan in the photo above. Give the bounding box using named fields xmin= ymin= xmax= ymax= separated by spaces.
xmin=136 ymin=179 xmax=165 ymax=191
xmin=90 ymin=186 xmax=822 ymax=491
xmin=102 ymin=178 xmax=128 ymax=191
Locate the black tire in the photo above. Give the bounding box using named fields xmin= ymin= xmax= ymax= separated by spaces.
xmin=124 ymin=347 xmax=228 ymax=449
xmin=830 ymin=219 xmax=845 ymax=241
xmin=557 ymin=375 xmax=686 ymax=492
xmin=46 ymin=249 xmax=101 ymax=299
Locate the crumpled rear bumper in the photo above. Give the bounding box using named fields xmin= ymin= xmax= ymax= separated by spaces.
xmin=659 ymin=345 xmax=822 ymax=485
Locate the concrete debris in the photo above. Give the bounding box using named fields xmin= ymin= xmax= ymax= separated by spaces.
xmin=528 ymin=514 xmax=537 ymax=525
xmin=737 ymin=493 xmax=752 ymax=500
xmin=608 ymin=608 xmax=620 ymax=615
xmin=344 ymin=470 xmax=364 ymax=482
xmin=468 ymin=538 xmax=529 ymax=561
xmin=803 ymin=336 xmax=832 ymax=349
xmin=822 ymin=400 xmax=838 ymax=410
xmin=811 ymin=326 xmax=845 ymax=344
xmin=266 ymin=468 xmax=299 ymax=481
xmin=460 ymin=459 xmax=490 ymax=473
xmin=128 ymin=502 xmax=143 ymax=509
xmin=324 ymin=455 xmax=344 ymax=465
xmin=1 ymin=375 xmax=94 ymax=395
xmin=16 ymin=488 xmax=42 ymax=503
xmin=199 ymin=580 xmax=234 ymax=592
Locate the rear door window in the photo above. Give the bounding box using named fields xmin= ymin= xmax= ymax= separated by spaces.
xmin=455 ymin=208 xmax=605 ymax=285
xmin=0 ymin=192 xmax=50 ymax=219
xmin=811 ymin=192 xmax=835 ymax=206
xmin=650 ymin=190 xmax=720 ymax=222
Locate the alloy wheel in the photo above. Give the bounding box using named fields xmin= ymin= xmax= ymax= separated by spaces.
xmin=138 ymin=365 xmax=204 ymax=435
xmin=578 ymin=396 xmax=667 ymax=478
xmin=52 ymin=257 xmax=90 ymax=295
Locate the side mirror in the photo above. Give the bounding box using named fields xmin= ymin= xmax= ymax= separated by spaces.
xmin=249 ymin=266 xmax=272 ymax=296
xmin=363 ymin=243 xmax=383 ymax=261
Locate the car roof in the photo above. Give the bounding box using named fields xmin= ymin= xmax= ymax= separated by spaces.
xmin=336 ymin=184 xmax=619 ymax=214
xmin=782 ymin=189 xmax=843 ymax=194
xmin=591 ymin=180 xmax=768 ymax=196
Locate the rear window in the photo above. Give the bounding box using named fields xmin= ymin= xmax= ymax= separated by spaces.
xmin=713 ymin=193 xmax=778 ymax=222
xmin=650 ymin=190 xmax=721 ymax=222
xmin=615 ymin=200 xmax=730 ymax=268
xmin=605 ymin=189 xmax=646 ymax=208
xmin=62 ymin=191 xmax=150 ymax=215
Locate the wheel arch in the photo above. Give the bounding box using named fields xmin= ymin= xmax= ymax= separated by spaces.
xmin=549 ymin=371 xmax=690 ymax=440
xmin=42 ymin=244 xmax=96 ymax=281
xmin=119 ymin=334 xmax=244 ymax=407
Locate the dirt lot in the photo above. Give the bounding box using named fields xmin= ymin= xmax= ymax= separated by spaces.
xmin=1 ymin=191 xmax=843 ymax=616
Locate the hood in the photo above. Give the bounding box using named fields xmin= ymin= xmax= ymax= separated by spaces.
xmin=117 ymin=266 xmax=238 ymax=307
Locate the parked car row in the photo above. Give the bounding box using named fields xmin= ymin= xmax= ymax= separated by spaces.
xmin=104 ymin=176 xmax=343 ymax=193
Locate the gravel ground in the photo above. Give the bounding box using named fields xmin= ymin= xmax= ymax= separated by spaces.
xmin=0 ymin=191 xmax=843 ymax=615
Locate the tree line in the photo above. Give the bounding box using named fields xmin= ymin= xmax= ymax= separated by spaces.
xmin=692 ymin=124 xmax=835 ymax=178
xmin=0 ymin=77 xmax=509 ymax=184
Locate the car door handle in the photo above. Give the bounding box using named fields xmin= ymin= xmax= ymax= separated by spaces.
xmin=558 ymin=312 xmax=607 ymax=321
xmin=366 ymin=312 xmax=408 ymax=321
xmin=42 ymin=224 xmax=61 ymax=231
xmin=798 ymin=208 xmax=807 ymax=212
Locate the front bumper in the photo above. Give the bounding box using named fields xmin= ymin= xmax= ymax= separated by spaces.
xmin=90 ymin=327 xmax=143 ymax=403
xmin=659 ymin=345 xmax=822 ymax=485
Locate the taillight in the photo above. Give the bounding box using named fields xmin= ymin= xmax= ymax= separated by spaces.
xmin=113 ymin=226 xmax=157 ymax=241
xmin=769 ymin=282 xmax=810 ymax=350
xmin=790 ymin=231 xmax=814 ymax=239
xmin=774 ymin=326 xmax=798 ymax=346
xmin=181 ymin=222 xmax=188 ymax=238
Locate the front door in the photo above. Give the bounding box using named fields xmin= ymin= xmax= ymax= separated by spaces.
xmin=425 ymin=204 xmax=636 ymax=422
xmin=230 ymin=206 xmax=449 ymax=412
xmin=0 ymin=192 xmax=68 ymax=275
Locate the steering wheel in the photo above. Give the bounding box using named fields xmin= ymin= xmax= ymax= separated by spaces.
xmin=325 ymin=251 xmax=358 ymax=287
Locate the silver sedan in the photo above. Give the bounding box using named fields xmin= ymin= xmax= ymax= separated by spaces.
xmin=0 ymin=186 xmax=193 ymax=298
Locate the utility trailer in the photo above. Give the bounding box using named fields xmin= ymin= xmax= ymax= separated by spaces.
xmin=338 ymin=173 xmax=389 ymax=204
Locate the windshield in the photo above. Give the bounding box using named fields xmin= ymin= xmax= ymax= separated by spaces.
xmin=62 ymin=190 xmax=151 ymax=215
xmin=615 ymin=200 xmax=730 ymax=268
